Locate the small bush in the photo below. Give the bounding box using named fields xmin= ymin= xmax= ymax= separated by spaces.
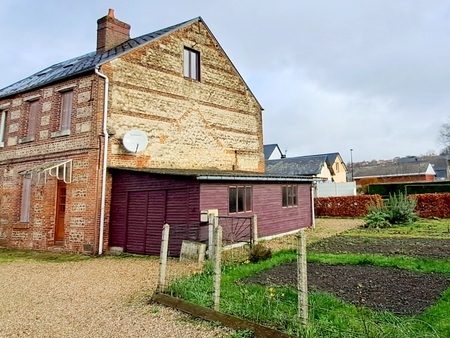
xmin=364 ymin=192 xmax=418 ymax=228
xmin=248 ymin=243 xmax=272 ymax=263
xmin=384 ymin=192 xmax=419 ymax=224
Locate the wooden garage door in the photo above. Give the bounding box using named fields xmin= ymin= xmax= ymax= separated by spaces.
xmin=124 ymin=189 xmax=188 ymax=256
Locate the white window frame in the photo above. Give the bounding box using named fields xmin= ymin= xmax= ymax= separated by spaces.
xmin=0 ymin=110 xmax=6 ymax=147
xmin=183 ymin=47 xmax=200 ymax=81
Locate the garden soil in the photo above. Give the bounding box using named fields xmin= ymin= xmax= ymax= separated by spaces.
xmin=242 ymin=236 xmax=450 ymax=315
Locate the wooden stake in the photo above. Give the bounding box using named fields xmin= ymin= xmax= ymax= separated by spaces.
xmin=297 ymin=229 xmax=308 ymax=325
xmin=213 ymin=224 xmax=222 ymax=311
xmin=157 ymin=223 xmax=170 ymax=293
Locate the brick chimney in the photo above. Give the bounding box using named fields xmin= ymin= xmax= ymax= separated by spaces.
xmin=96 ymin=9 xmax=131 ymax=53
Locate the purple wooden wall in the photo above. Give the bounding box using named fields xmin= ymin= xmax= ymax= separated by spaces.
xmin=199 ymin=181 xmax=313 ymax=239
xmin=109 ymin=171 xmax=201 ymax=256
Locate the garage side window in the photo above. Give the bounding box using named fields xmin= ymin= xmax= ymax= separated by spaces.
xmin=20 ymin=176 xmax=32 ymax=222
xmin=282 ymin=185 xmax=298 ymax=208
xmin=229 ymin=186 xmax=252 ymax=213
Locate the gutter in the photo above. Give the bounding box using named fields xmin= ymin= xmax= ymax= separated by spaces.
xmin=196 ymin=175 xmax=319 ymax=182
xmin=95 ymin=67 xmax=109 ymax=255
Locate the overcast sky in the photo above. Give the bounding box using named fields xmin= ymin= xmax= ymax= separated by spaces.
xmin=1 ymin=1 xmax=450 ymax=163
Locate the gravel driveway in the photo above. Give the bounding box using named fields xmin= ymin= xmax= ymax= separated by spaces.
xmin=0 ymin=257 xmax=229 ymax=338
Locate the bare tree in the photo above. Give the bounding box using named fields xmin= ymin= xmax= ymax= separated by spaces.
xmin=439 ymin=119 xmax=450 ymax=154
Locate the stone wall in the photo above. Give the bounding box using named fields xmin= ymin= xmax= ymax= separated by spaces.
xmin=104 ymin=20 xmax=264 ymax=173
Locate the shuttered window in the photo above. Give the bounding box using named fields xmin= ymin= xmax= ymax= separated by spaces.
xmin=27 ymin=100 xmax=39 ymax=138
xmin=0 ymin=110 xmax=7 ymax=147
xmin=60 ymin=90 xmax=73 ymax=131
xmin=183 ymin=48 xmax=200 ymax=81
xmin=20 ymin=176 xmax=32 ymax=222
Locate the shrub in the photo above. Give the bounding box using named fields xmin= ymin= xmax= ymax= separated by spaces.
xmin=363 ymin=192 xmax=418 ymax=228
xmin=248 ymin=243 xmax=272 ymax=263
xmin=384 ymin=192 xmax=418 ymax=224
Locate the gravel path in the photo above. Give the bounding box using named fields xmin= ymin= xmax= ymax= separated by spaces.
xmin=0 ymin=257 xmax=230 ymax=338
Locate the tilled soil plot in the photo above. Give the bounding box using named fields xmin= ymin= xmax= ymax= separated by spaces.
xmin=241 ymin=235 xmax=450 ymax=315
xmin=241 ymin=262 xmax=450 ymax=315
xmin=308 ymin=236 xmax=450 ymax=260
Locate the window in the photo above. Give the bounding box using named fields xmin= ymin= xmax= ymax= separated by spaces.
xmin=184 ymin=47 xmax=200 ymax=80
xmin=282 ymin=185 xmax=298 ymax=208
xmin=335 ymin=162 xmax=339 ymax=173
xmin=0 ymin=110 xmax=7 ymax=147
xmin=20 ymin=176 xmax=32 ymax=222
xmin=27 ymin=100 xmax=39 ymax=139
xmin=229 ymin=186 xmax=252 ymax=213
xmin=60 ymin=90 xmax=73 ymax=131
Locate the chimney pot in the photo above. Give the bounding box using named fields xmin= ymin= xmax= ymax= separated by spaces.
xmin=108 ymin=8 xmax=115 ymax=18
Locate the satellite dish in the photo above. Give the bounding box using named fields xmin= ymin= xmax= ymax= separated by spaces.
xmin=122 ymin=130 xmax=148 ymax=153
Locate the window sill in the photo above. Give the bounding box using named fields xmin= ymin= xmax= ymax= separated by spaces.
xmin=13 ymin=223 xmax=30 ymax=229
xmin=0 ymin=142 xmax=4 ymax=147
xmin=18 ymin=136 xmax=35 ymax=144
xmin=51 ymin=129 xmax=71 ymax=138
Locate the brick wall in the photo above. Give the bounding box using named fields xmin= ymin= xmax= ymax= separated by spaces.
xmin=0 ymin=75 xmax=102 ymax=253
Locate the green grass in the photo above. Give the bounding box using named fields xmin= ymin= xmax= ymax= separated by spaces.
xmin=167 ymin=221 xmax=450 ymax=338
xmin=345 ymin=218 xmax=450 ymax=239
xmin=0 ymin=247 xmax=92 ymax=263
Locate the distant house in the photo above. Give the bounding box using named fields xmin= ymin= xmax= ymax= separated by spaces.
xmin=353 ymin=162 xmax=436 ymax=185
xmin=263 ymin=144 xmax=285 ymax=160
xmin=418 ymin=156 xmax=449 ymax=180
xmin=265 ymin=152 xmax=347 ymax=183
xmin=0 ymin=10 xmax=314 ymax=255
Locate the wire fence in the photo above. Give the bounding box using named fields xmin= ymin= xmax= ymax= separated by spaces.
xmin=154 ymin=220 xmax=444 ymax=337
xmin=157 ymin=213 xmax=308 ymax=325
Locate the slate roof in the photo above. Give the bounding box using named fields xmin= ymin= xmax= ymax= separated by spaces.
xmin=265 ymin=152 xmax=345 ymax=176
xmin=263 ymin=144 xmax=285 ymax=160
xmin=0 ymin=18 xmax=199 ymax=99
xmin=266 ymin=155 xmax=327 ymax=176
xmin=353 ymin=162 xmax=435 ymax=178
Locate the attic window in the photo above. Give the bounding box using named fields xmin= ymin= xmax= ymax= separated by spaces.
xmin=183 ymin=47 xmax=200 ymax=81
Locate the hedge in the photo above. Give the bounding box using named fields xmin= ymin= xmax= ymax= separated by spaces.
xmin=315 ymin=193 xmax=450 ymax=218
xmin=368 ymin=181 xmax=450 ymax=198
xmin=413 ymin=193 xmax=450 ymax=218
xmin=314 ymin=195 xmax=382 ymax=217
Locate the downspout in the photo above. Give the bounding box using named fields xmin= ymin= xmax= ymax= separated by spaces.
xmin=95 ymin=67 xmax=109 ymax=255
xmin=311 ymin=182 xmax=316 ymax=228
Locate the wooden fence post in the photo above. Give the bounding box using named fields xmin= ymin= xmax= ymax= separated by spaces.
xmin=157 ymin=223 xmax=170 ymax=293
xmin=252 ymin=214 xmax=258 ymax=245
xmin=213 ymin=224 xmax=222 ymax=312
xmin=207 ymin=210 xmax=218 ymax=259
xmin=297 ymin=229 xmax=308 ymax=326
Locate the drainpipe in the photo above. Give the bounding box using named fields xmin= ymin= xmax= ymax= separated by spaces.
xmin=95 ymin=67 xmax=109 ymax=255
xmin=311 ymin=182 xmax=316 ymax=228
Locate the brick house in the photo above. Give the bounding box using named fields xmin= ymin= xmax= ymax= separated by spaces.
xmin=0 ymin=10 xmax=313 ymax=255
